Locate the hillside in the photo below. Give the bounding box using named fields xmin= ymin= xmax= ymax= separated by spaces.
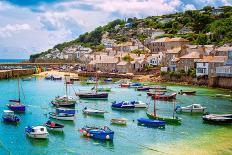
xmin=30 ymin=6 xmax=232 ymax=61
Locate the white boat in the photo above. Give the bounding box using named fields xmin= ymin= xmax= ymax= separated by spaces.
xmin=111 ymin=118 xmax=127 ymax=125
xmin=132 ymin=101 xmax=148 ymax=108
xmin=55 ymin=95 xmax=76 ymax=103
xmin=175 ymin=104 xmax=207 ymax=113
xmin=25 ymin=126 xmax=48 ymax=139
xmin=49 ymin=112 xmax=75 ymax=121
xmin=82 ymin=107 xmax=107 ymax=116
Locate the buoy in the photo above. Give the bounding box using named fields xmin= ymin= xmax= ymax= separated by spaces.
xmin=106 ymin=135 xmax=110 ymax=140
xmin=83 ymin=131 xmax=87 ymax=136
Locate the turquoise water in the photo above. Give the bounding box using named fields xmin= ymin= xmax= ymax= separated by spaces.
xmin=0 ymin=59 xmax=27 ymax=63
xmin=0 ymin=78 xmax=231 ymax=155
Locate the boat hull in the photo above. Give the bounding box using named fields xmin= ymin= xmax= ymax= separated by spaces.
xmin=2 ymin=116 xmax=20 ymax=123
xmin=137 ymin=118 xmax=165 ymax=127
xmin=202 ymin=114 xmax=232 ymax=124
xmin=26 ymin=132 xmax=48 ymax=139
xmin=146 ymin=113 xmax=181 ymax=125
xmin=51 ymin=101 xmax=75 ymax=107
xmin=77 ymin=93 xmax=108 ymax=99
xmin=7 ymin=104 xmax=26 ymax=112
xmin=49 ymin=112 xmax=75 ymax=121
xmin=110 ymin=119 xmax=127 ymax=125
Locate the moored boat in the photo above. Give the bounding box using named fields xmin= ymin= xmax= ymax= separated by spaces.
xmin=175 ymin=104 xmax=207 ymax=113
xmin=76 ymin=92 xmax=108 ymax=99
xmin=52 ymin=76 xmax=62 ymax=80
xmin=147 ymin=91 xmax=165 ymax=96
xmin=49 ymin=112 xmax=75 ymax=121
xmin=120 ymin=83 xmax=130 ymax=88
xmin=7 ymin=78 xmax=26 ymax=112
xmin=25 ymin=126 xmax=48 ymax=139
xmin=111 ymin=101 xmax=135 ymax=110
xmin=70 ymin=77 xmax=79 ymax=81
xmin=110 ymin=118 xmax=127 ymax=125
xmin=146 ymin=112 xmax=181 ymax=125
xmin=45 ymin=120 xmax=64 ymax=132
xmin=152 ymin=93 xmax=177 ymax=100
xmin=97 ymin=88 xmax=111 ymax=92
xmin=136 ymin=86 xmax=150 ymax=91
xmin=129 ymin=83 xmax=143 ymax=88
xmin=131 ymin=101 xmax=148 ymax=108
xmin=51 ymin=100 xmax=75 ymax=107
xmin=80 ymin=126 xmax=114 ymax=140
xmin=150 ymin=86 xmax=167 ymax=90
xmin=137 ymin=118 xmax=166 ymax=127
xmin=178 ymin=90 xmax=196 ymax=95
xmin=83 ymin=107 xmax=107 ymax=116
xmin=2 ymin=110 xmax=20 ymax=123
xmin=56 ymin=108 xmax=76 ymax=115
xmin=202 ymin=114 xmax=232 ymax=124
xmin=104 ymin=78 xmax=113 ymax=82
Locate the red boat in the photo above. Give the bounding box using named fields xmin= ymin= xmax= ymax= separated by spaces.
xmin=152 ymin=93 xmax=177 ymax=100
xmin=120 ymin=83 xmax=130 ymax=88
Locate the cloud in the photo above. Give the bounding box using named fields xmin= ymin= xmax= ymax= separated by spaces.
xmin=0 ymin=23 xmax=31 ymax=37
xmin=184 ymin=4 xmax=197 ymax=11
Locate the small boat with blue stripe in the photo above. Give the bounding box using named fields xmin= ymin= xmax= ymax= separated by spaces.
xmin=2 ymin=110 xmax=20 ymax=123
xmin=137 ymin=118 xmax=166 ymax=127
xmin=80 ymin=126 xmax=114 ymax=140
xmin=111 ymin=101 xmax=135 ymax=110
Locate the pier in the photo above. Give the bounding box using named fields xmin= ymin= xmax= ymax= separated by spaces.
xmin=0 ymin=69 xmax=35 ymax=79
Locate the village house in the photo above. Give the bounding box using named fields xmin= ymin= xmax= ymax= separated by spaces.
xmin=178 ymin=52 xmax=203 ymax=72
xmin=147 ymin=52 xmax=163 ymax=66
xmin=195 ymin=56 xmax=228 ymax=77
xmin=211 ymin=8 xmax=224 ymax=15
xmin=116 ymin=61 xmax=133 ymax=73
xmin=214 ymin=46 xmax=232 ymax=56
xmin=146 ymin=37 xmax=189 ymax=54
xmin=177 ymin=27 xmax=193 ymax=34
xmin=157 ymin=17 xmax=174 ymax=24
xmin=216 ymin=51 xmax=232 ymax=77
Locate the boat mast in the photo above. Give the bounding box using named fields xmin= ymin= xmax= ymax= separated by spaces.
xmin=95 ymin=71 xmax=98 ymax=94
xmin=154 ymin=98 xmax=156 ymax=116
xmin=65 ymin=75 xmax=68 ymax=102
xmin=18 ymin=77 xmax=21 ymax=103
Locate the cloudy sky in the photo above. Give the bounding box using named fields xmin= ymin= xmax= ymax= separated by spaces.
xmin=0 ymin=0 xmax=231 ymax=59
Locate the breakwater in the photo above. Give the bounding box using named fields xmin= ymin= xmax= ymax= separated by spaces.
xmin=77 ymin=71 xmax=133 ymax=79
xmin=0 ymin=69 xmax=35 ymax=80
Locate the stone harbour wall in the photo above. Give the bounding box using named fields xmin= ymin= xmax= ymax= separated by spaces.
xmin=0 ymin=69 xmax=35 ymax=80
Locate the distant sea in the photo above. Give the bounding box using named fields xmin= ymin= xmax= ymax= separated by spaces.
xmin=0 ymin=59 xmax=28 ymax=63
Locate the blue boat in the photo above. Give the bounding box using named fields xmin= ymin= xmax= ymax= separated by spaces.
xmin=56 ymin=108 xmax=76 ymax=115
xmin=104 ymin=78 xmax=112 ymax=82
xmin=80 ymin=126 xmax=114 ymax=140
xmin=137 ymin=118 xmax=166 ymax=127
xmin=111 ymin=101 xmax=135 ymax=110
xmin=45 ymin=75 xmax=53 ymax=80
xmin=129 ymin=83 xmax=143 ymax=88
xmin=2 ymin=110 xmax=20 ymax=123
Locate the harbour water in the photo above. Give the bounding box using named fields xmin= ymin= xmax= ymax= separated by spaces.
xmin=0 ymin=59 xmax=27 ymax=63
xmin=0 ymin=77 xmax=231 ymax=155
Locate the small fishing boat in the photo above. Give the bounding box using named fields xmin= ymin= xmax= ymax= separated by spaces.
xmin=175 ymin=104 xmax=207 ymax=113
xmin=80 ymin=126 xmax=114 ymax=140
xmin=150 ymin=86 xmax=167 ymax=90
xmin=7 ymin=78 xmax=26 ymax=112
xmin=215 ymin=94 xmax=231 ymax=98
xmin=45 ymin=120 xmax=64 ymax=132
xmin=147 ymin=91 xmax=165 ymax=96
xmin=111 ymin=101 xmax=135 ymax=110
xmin=147 ymin=99 xmax=181 ymax=125
xmin=110 ymin=118 xmax=127 ymax=125
xmin=25 ymin=126 xmax=48 ymax=139
xmin=152 ymin=93 xmax=177 ymax=100
xmin=178 ymin=90 xmax=196 ymax=95
xmin=51 ymin=100 xmax=75 ymax=107
xmin=136 ymin=86 xmax=150 ymax=91
xmin=129 ymin=83 xmax=143 ymax=88
xmin=49 ymin=112 xmax=75 ymax=121
xmin=120 ymin=83 xmax=130 ymax=88
xmin=2 ymin=110 xmax=20 ymax=123
xmin=76 ymin=92 xmax=108 ymax=99
xmin=137 ymin=118 xmax=165 ymax=127
xmin=56 ymin=108 xmax=76 ymax=115
xmin=54 ymin=95 xmax=76 ymax=104
xmin=202 ymin=114 xmax=232 ymax=124
xmin=65 ymin=81 xmax=74 ymax=84
xmin=131 ymin=101 xmax=148 ymax=108
xmin=70 ymin=77 xmax=79 ymax=81
xmin=77 ymin=72 xmax=109 ymax=99
xmin=82 ymin=107 xmax=107 ymax=116
xmin=97 ymin=88 xmax=111 ymax=92
xmin=45 ymin=75 xmax=53 ymax=80
xmin=104 ymin=78 xmax=113 ymax=82
xmin=52 ymin=76 xmax=62 ymax=80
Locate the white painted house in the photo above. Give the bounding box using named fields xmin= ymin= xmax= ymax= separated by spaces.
xmin=147 ymin=52 xmax=163 ymax=66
